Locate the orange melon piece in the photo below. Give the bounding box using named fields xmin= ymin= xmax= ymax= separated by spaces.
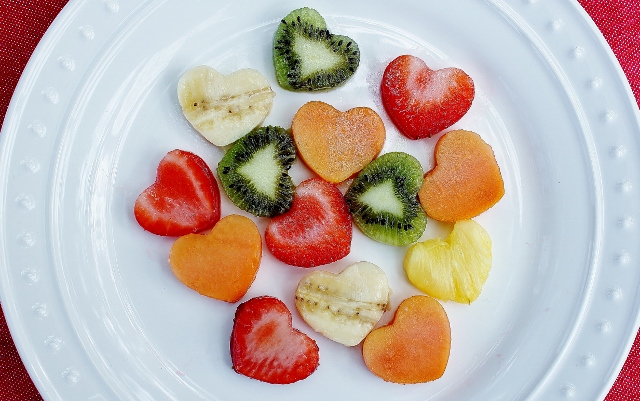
xmin=169 ymin=214 xmax=262 ymax=302
xmin=291 ymin=101 xmax=386 ymax=183
xmin=362 ymin=295 xmax=451 ymax=384
xmin=419 ymin=129 xmax=504 ymax=222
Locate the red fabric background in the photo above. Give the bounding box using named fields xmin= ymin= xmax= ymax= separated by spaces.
xmin=0 ymin=1 xmax=639 ymax=400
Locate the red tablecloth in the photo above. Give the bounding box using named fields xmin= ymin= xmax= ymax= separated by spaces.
xmin=1 ymin=1 xmax=639 ymax=400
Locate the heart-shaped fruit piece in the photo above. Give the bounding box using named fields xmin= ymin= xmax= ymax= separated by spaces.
xmin=169 ymin=214 xmax=261 ymax=303
xmin=273 ymin=7 xmax=360 ymax=91
xmin=362 ymin=295 xmax=451 ymax=384
xmin=134 ymin=149 xmax=221 ymax=236
xmin=419 ymin=129 xmax=504 ymax=222
xmin=265 ymin=178 xmax=352 ymax=267
xmin=345 ymin=152 xmax=427 ymax=246
xmin=291 ymin=101 xmax=386 ymax=183
xmin=404 ymin=219 xmax=492 ymax=303
xmin=177 ymin=65 xmax=275 ymax=146
xmin=217 ymin=126 xmax=296 ymax=217
xmin=231 ymin=296 xmax=320 ymax=384
xmin=381 ymin=55 xmax=474 ymax=139
xmin=295 ymin=261 xmax=391 ymax=346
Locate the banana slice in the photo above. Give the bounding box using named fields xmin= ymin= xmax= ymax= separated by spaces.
xmin=295 ymin=261 xmax=391 ymax=346
xmin=177 ymin=65 xmax=275 ymax=146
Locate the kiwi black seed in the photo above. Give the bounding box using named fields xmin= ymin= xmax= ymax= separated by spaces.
xmin=273 ymin=7 xmax=360 ymax=91
xmin=345 ymin=152 xmax=427 ymax=246
xmin=217 ymin=126 xmax=296 ymax=217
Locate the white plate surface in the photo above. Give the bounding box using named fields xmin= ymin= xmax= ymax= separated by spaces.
xmin=2 ymin=0 xmax=640 ymax=400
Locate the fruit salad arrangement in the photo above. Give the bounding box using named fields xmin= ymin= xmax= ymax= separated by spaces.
xmin=134 ymin=7 xmax=505 ymax=386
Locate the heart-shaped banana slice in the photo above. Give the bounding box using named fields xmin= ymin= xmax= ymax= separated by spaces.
xmin=177 ymin=65 xmax=275 ymax=146
xmin=295 ymin=261 xmax=391 ymax=346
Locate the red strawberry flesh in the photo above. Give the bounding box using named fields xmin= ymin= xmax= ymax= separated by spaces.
xmin=231 ymin=296 xmax=320 ymax=384
xmin=265 ymin=178 xmax=352 ymax=267
xmin=134 ymin=149 xmax=221 ymax=236
xmin=381 ymin=54 xmax=474 ymax=139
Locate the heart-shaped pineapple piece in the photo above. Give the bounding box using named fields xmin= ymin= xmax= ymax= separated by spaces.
xmin=419 ymin=129 xmax=504 ymax=222
xmin=177 ymin=65 xmax=275 ymax=146
xmin=295 ymin=261 xmax=391 ymax=346
xmin=169 ymin=214 xmax=262 ymax=302
xmin=291 ymin=101 xmax=386 ymax=183
xmin=363 ymin=295 xmax=451 ymax=384
xmin=404 ymin=219 xmax=492 ymax=303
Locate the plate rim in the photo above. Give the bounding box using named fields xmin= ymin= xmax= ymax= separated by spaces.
xmin=1 ymin=0 xmax=640 ymax=400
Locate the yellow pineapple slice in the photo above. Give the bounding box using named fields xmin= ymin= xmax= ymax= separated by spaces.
xmin=403 ymin=220 xmax=492 ymax=304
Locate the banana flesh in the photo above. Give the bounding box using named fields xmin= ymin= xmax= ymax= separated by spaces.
xmin=177 ymin=65 xmax=275 ymax=146
xmin=295 ymin=261 xmax=391 ymax=346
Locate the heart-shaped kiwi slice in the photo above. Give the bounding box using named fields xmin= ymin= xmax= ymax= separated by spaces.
xmin=345 ymin=152 xmax=427 ymax=246
xmin=217 ymin=126 xmax=296 ymax=218
xmin=273 ymin=7 xmax=360 ymax=91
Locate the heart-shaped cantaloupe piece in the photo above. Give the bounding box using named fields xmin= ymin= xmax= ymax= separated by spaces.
xmin=291 ymin=101 xmax=385 ymax=183
xmin=169 ymin=214 xmax=261 ymax=302
xmin=362 ymin=295 xmax=451 ymax=384
xmin=419 ymin=129 xmax=504 ymax=222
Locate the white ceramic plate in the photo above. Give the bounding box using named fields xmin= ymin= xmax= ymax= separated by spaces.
xmin=2 ymin=0 xmax=640 ymax=400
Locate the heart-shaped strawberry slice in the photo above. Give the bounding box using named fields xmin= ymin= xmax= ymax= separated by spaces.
xmin=291 ymin=101 xmax=386 ymax=183
xmin=169 ymin=214 xmax=261 ymax=302
xmin=134 ymin=149 xmax=221 ymax=236
xmin=265 ymin=178 xmax=352 ymax=267
xmin=231 ymin=296 xmax=320 ymax=384
xmin=363 ymin=295 xmax=451 ymax=384
xmin=381 ymin=55 xmax=474 ymax=139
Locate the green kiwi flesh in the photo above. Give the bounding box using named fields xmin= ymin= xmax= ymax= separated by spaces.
xmin=217 ymin=126 xmax=296 ymax=217
xmin=273 ymin=7 xmax=360 ymax=91
xmin=345 ymin=152 xmax=427 ymax=246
